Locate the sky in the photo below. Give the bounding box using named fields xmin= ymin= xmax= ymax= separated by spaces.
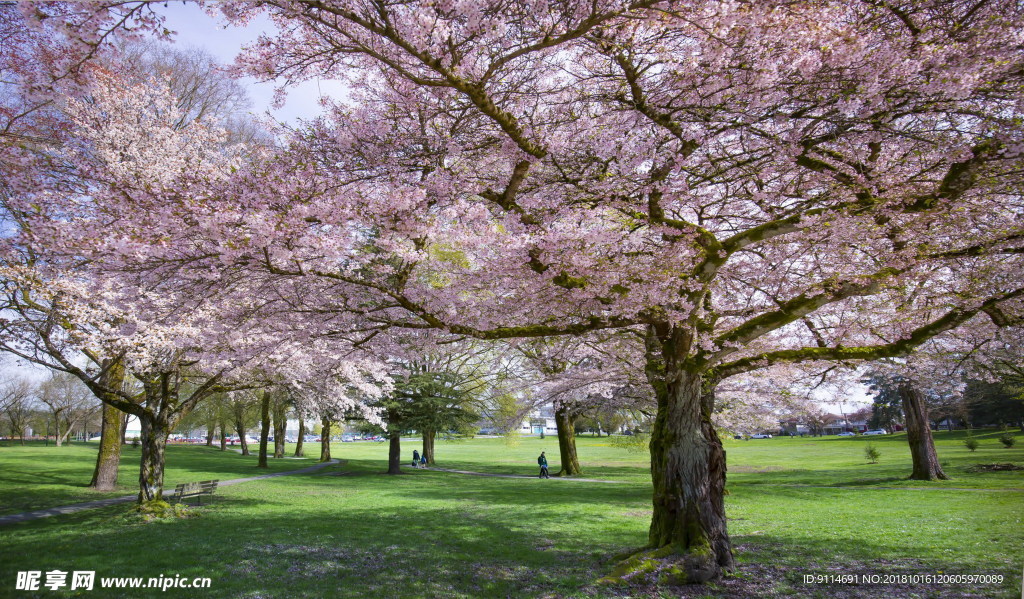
xmin=154 ymin=2 xmax=346 ymax=124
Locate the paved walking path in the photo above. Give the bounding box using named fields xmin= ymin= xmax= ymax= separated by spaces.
xmin=0 ymin=459 xmax=341 ymax=527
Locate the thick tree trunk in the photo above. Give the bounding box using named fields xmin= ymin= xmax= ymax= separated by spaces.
xmin=645 ymin=370 xmax=732 ymax=581
xmin=138 ymin=416 xmax=169 ymax=503
xmin=898 ymin=383 xmax=948 ymax=481
xmin=320 ymin=417 xmax=331 ymax=462
xmin=387 ymin=429 xmax=402 ymax=474
xmin=120 ymin=414 xmax=129 ymax=445
xmin=219 ymin=419 xmax=227 ymax=451
xmin=608 ymin=326 xmax=732 ymax=585
xmin=205 ymin=421 xmax=215 ymax=446
xmin=258 ymin=391 xmax=270 ymax=468
xmin=422 ymin=429 xmax=435 ymax=465
xmin=554 ymin=405 xmax=581 ymax=476
xmin=294 ymin=417 xmax=305 ymax=457
xmin=273 ymin=398 xmax=287 ymax=459
xmin=89 ymin=402 xmax=123 ymax=491
xmin=53 ymin=414 xmax=62 ymax=447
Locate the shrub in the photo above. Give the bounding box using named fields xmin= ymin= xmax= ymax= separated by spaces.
xmin=865 ymin=444 xmax=880 ymax=464
xmin=130 ymin=436 xmax=140 ymax=449
xmin=611 ymin=432 xmax=651 ymax=454
xmin=999 ymin=434 xmax=1016 ymax=448
xmin=964 ymin=437 xmax=980 ymax=452
xmin=502 ymin=429 xmax=521 ymax=448
xmin=134 ymin=500 xmax=194 ymax=522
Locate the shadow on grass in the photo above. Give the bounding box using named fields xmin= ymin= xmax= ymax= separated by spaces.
xmin=0 ymin=485 xmax=632 ymax=598
xmin=0 ymin=445 xmax=323 ymax=517
xmin=730 ymin=535 xmax=1021 ymax=599
xmin=3 ymin=494 xmax=1018 ymax=599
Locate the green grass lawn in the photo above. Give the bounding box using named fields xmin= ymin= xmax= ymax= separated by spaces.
xmin=0 ymin=442 xmax=319 ymax=516
xmin=0 ymin=431 xmax=1021 ymax=598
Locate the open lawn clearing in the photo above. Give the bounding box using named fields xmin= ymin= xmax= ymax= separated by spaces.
xmin=0 ymin=443 xmax=320 ymax=517
xmin=311 ymin=430 xmax=1024 ymax=490
xmin=0 ymin=433 xmax=1020 ymax=597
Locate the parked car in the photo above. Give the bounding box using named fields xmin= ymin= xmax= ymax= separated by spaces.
xmin=837 ymin=431 xmax=856 ymax=437
xmin=863 ymin=429 xmax=887 ymax=435
xmin=750 ymin=433 xmax=772 ymax=439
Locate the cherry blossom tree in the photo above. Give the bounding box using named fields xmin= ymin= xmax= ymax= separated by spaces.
xmin=867 ymin=319 xmax=1024 ymax=480
xmin=21 ymin=0 xmax=1024 ymax=582
xmin=1 ymin=56 xmax=389 ymax=503
xmin=521 ymin=333 xmax=649 ymax=474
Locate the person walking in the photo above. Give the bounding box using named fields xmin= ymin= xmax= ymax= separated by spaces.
xmin=412 ymin=449 xmax=421 ymax=468
xmin=420 ymin=453 xmax=427 ymax=468
xmin=537 ymin=451 xmax=550 ymax=478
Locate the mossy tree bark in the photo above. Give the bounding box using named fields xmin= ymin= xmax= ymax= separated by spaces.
xmin=554 ymin=405 xmax=581 ymax=476
xmin=635 ymin=325 xmax=732 ymax=584
xmin=898 ymin=383 xmax=948 ymax=481
xmin=294 ymin=417 xmax=306 ymax=457
xmin=258 ymin=390 xmax=271 ymax=468
xmin=90 ymin=402 xmax=124 ymax=490
xmin=219 ymin=416 xmax=227 ymax=450
xmin=273 ymin=395 xmax=287 ymax=459
xmin=90 ymin=359 xmax=126 ymax=491
xmin=137 ymin=415 xmax=168 ymax=502
xmin=388 ymin=428 xmax=402 ymax=474
xmin=320 ymin=417 xmax=332 ymax=462
xmin=134 ymin=370 xmax=219 ymax=503
xmin=422 ymin=428 xmax=435 ymax=464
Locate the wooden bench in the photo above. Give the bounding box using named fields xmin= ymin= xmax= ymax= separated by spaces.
xmin=169 ymin=480 xmax=218 ymax=505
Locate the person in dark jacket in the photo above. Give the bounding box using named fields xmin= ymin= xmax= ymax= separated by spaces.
xmin=537 ymin=452 xmax=550 ymax=478
xmin=412 ymin=449 xmax=420 ymax=468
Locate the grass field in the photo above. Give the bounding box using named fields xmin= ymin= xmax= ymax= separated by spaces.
xmin=0 ymin=430 xmax=1021 ymax=598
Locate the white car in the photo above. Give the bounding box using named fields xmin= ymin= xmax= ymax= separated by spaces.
xmin=750 ymin=434 xmax=772 ymax=439
xmin=863 ymin=429 xmax=887 ymax=435
xmin=837 ymin=431 xmax=856 ymax=437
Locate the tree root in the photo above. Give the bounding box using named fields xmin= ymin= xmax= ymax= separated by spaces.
xmin=598 ymin=544 xmax=722 ymax=586
xmin=134 ymin=499 xmax=195 ymax=522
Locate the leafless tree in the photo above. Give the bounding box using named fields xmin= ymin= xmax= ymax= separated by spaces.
xmin=1 ymin=375 xmax=36 ymax=444
xmin=37 ymin=371 xmax=98 ymax=446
